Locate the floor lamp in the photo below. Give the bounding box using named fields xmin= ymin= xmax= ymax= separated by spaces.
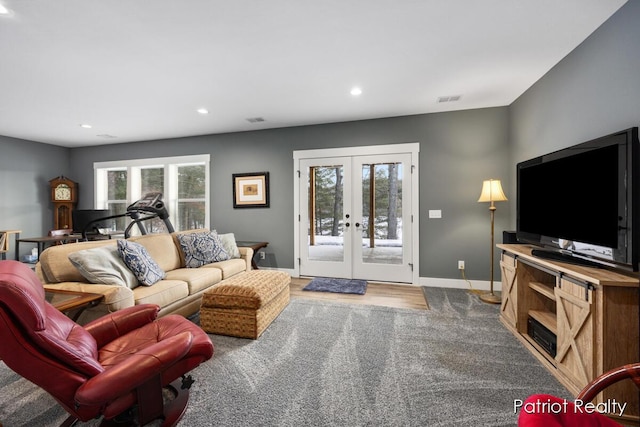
xmin=478 ymin=179 xmax=508 ymax=304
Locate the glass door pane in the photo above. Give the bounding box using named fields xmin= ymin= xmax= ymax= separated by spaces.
xmin=360 ymin=162 xmax=403 ymax=265
xmin=353 ymin=153 xmax=412 ymax=283
xmin=308 ymin=165 xmax=344 ymax=262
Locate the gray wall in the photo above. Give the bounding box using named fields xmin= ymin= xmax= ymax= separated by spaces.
xmin=69 ymin=107 xmax=510 ymax=281
xmin=509 ymin=0 xmax=640 ymax=224
xmin=0 ymin=135 xmax=71 ymax=259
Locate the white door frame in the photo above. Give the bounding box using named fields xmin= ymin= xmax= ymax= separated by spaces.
xmin=293 ymin=143 xmax=420 ymax=284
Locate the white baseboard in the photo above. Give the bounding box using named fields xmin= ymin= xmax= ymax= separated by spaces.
xmin=418 ymin=277 xmax=501 ymax=292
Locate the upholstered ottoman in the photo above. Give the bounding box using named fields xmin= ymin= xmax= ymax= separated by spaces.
xmin=199 ymin=270 xmax=290 ymax=339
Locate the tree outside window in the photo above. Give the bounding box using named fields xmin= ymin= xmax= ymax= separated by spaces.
xmin=177 ymin=165 xmax=206 ymax=230
xmin=106 ymin=169 xmax=127 ymax=231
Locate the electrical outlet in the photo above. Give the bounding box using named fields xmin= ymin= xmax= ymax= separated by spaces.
xmin=458 ymin=260 xmax=465 ymax=270
xmin=260 ymin=252 xmax=266 ymax=260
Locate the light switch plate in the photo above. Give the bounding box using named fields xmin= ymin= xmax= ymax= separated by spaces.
xmin=428 ymin=209 xmax=442 ymax=219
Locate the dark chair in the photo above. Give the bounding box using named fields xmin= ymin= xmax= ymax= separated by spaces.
xmin=0 ymin=232 xmax=6 ymax=259
xmin=0 ymin=229 xmax=20 ymax=260
xmin=518 ymin=363 xmax=640 ymax=426
xmin=0 ymin=260 xmax=214 ymax=426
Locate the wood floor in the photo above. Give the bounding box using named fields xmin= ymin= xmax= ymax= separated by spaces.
xmin=290 ymin=277 xmax=429 ymax=310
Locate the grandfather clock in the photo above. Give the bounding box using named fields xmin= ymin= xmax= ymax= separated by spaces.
xmin=49 ymin=176 xmax=77 ymax=230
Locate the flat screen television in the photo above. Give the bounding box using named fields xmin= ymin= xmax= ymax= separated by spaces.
xmin=516 ymin=127 xmax=639 ymax=271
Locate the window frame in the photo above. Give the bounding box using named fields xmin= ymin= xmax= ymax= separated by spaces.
xmin=94 ymin=154 xmax=210 ymax=231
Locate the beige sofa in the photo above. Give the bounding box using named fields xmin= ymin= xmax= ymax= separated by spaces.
xmin=36 ymin=231 xmax=253 ymax=324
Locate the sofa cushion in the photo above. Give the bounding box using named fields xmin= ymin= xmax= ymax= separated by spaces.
xmin=117 ymin=240 xmax=166 ymax=286
xmin=68 ymin=245 xmax=139 ymax=289
xmin=201 ymin=258 xmax=249 ymax=279
xmin=165 ymin=267 xmax=222 ymax=295
xmin=176 ymin=230 xmax=230 ymax=268
xmin=132 ymin=280 xmax=189 ymax=308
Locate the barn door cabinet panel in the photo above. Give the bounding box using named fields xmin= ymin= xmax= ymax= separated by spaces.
xmin=499 ymin=253 xmax=517 ymax=329
xmin=555 ymin=278 xmax=595 ymax=387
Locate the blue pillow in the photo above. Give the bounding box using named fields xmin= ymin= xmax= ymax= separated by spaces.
xmin=117 ymin=240 xmax=165 ymax=286
xmin=177 ymin=230 xmax=230 ymax=268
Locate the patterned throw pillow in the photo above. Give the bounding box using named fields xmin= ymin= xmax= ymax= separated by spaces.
xmin=117 ymin=240 xmax=165 ymax=286
xmin=177 ymin=230 xmax=230 ymax=268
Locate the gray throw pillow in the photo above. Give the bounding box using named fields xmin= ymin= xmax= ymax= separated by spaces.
xmin=68 ymin=245 xmax=139 ymax=289
xmin=219 ymin=232 xmax=241 ymax=259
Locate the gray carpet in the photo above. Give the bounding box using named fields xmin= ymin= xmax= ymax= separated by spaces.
xmin=0 ymin=288 xmax=570 ymax=426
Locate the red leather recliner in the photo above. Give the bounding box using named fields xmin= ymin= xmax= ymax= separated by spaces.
xmin=518 ymin=363 xmax=640 ymax=427
xmin=0 ymin=260 xmax=214 ymax=426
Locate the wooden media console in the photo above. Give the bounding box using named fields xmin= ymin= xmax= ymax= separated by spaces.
xmin=497 ymin=244 xmax=639 ymax=424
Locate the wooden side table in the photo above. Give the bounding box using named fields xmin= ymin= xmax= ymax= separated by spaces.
xmin=235 ymin=241 xmax=268 ymax=270
xmin=15 ymin=234 xmax=83 ymax=261
xmin=45 ymin=288 xmax=103 ymax=321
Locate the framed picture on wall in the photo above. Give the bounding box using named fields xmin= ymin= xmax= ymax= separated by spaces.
xmin=232 ymin=172 xmax=270 ymax=208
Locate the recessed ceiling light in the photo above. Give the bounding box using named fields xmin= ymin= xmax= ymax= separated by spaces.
xmin=80 ymin=124 xmax=92 ymax=129
xmin=197 ymin=108 xmax=209 ymax=115
xmin=350 ymin=87 xmax=363 ymax=96
xmin=0 ymin=5 xmax=10 ymax=15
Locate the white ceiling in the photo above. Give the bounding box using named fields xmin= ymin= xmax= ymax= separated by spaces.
xmin=0 ymin=0 xmax=627 ymax=148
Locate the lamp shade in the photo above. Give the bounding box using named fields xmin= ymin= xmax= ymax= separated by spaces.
xmin=478 ymin=179 xmax=508 ymax=203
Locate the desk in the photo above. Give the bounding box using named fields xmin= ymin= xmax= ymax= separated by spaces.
xmin=45 ymin=288 xmax=103 ymax=321
xmin=235 ymin=241 xmax=268 ymax=270
xmin=16 ymin=234 xmax=83 ymax=261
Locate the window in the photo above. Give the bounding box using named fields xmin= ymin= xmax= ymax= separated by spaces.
xmin=95 ymin=155 xmax=209 ymax=233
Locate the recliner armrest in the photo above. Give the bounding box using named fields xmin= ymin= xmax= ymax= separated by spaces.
xmin=577 ymin=362 xmax=640 ymax=403
xmin=75 ymin=331 xmax=193 ymax=406
xmin=84 ymin=304 xmax=160 ymax=347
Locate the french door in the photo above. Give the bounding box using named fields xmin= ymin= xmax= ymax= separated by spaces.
xmin=298 ymin=151 xmax=415 ymax=283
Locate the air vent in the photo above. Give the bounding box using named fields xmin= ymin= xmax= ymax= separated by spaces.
xmin=96 ymin=134 xmax=118 ymax=139
xmin=246 ymin=117 xmax=266 ymax=123
xmin=437 ymin=95 xmax=462 ymax=103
